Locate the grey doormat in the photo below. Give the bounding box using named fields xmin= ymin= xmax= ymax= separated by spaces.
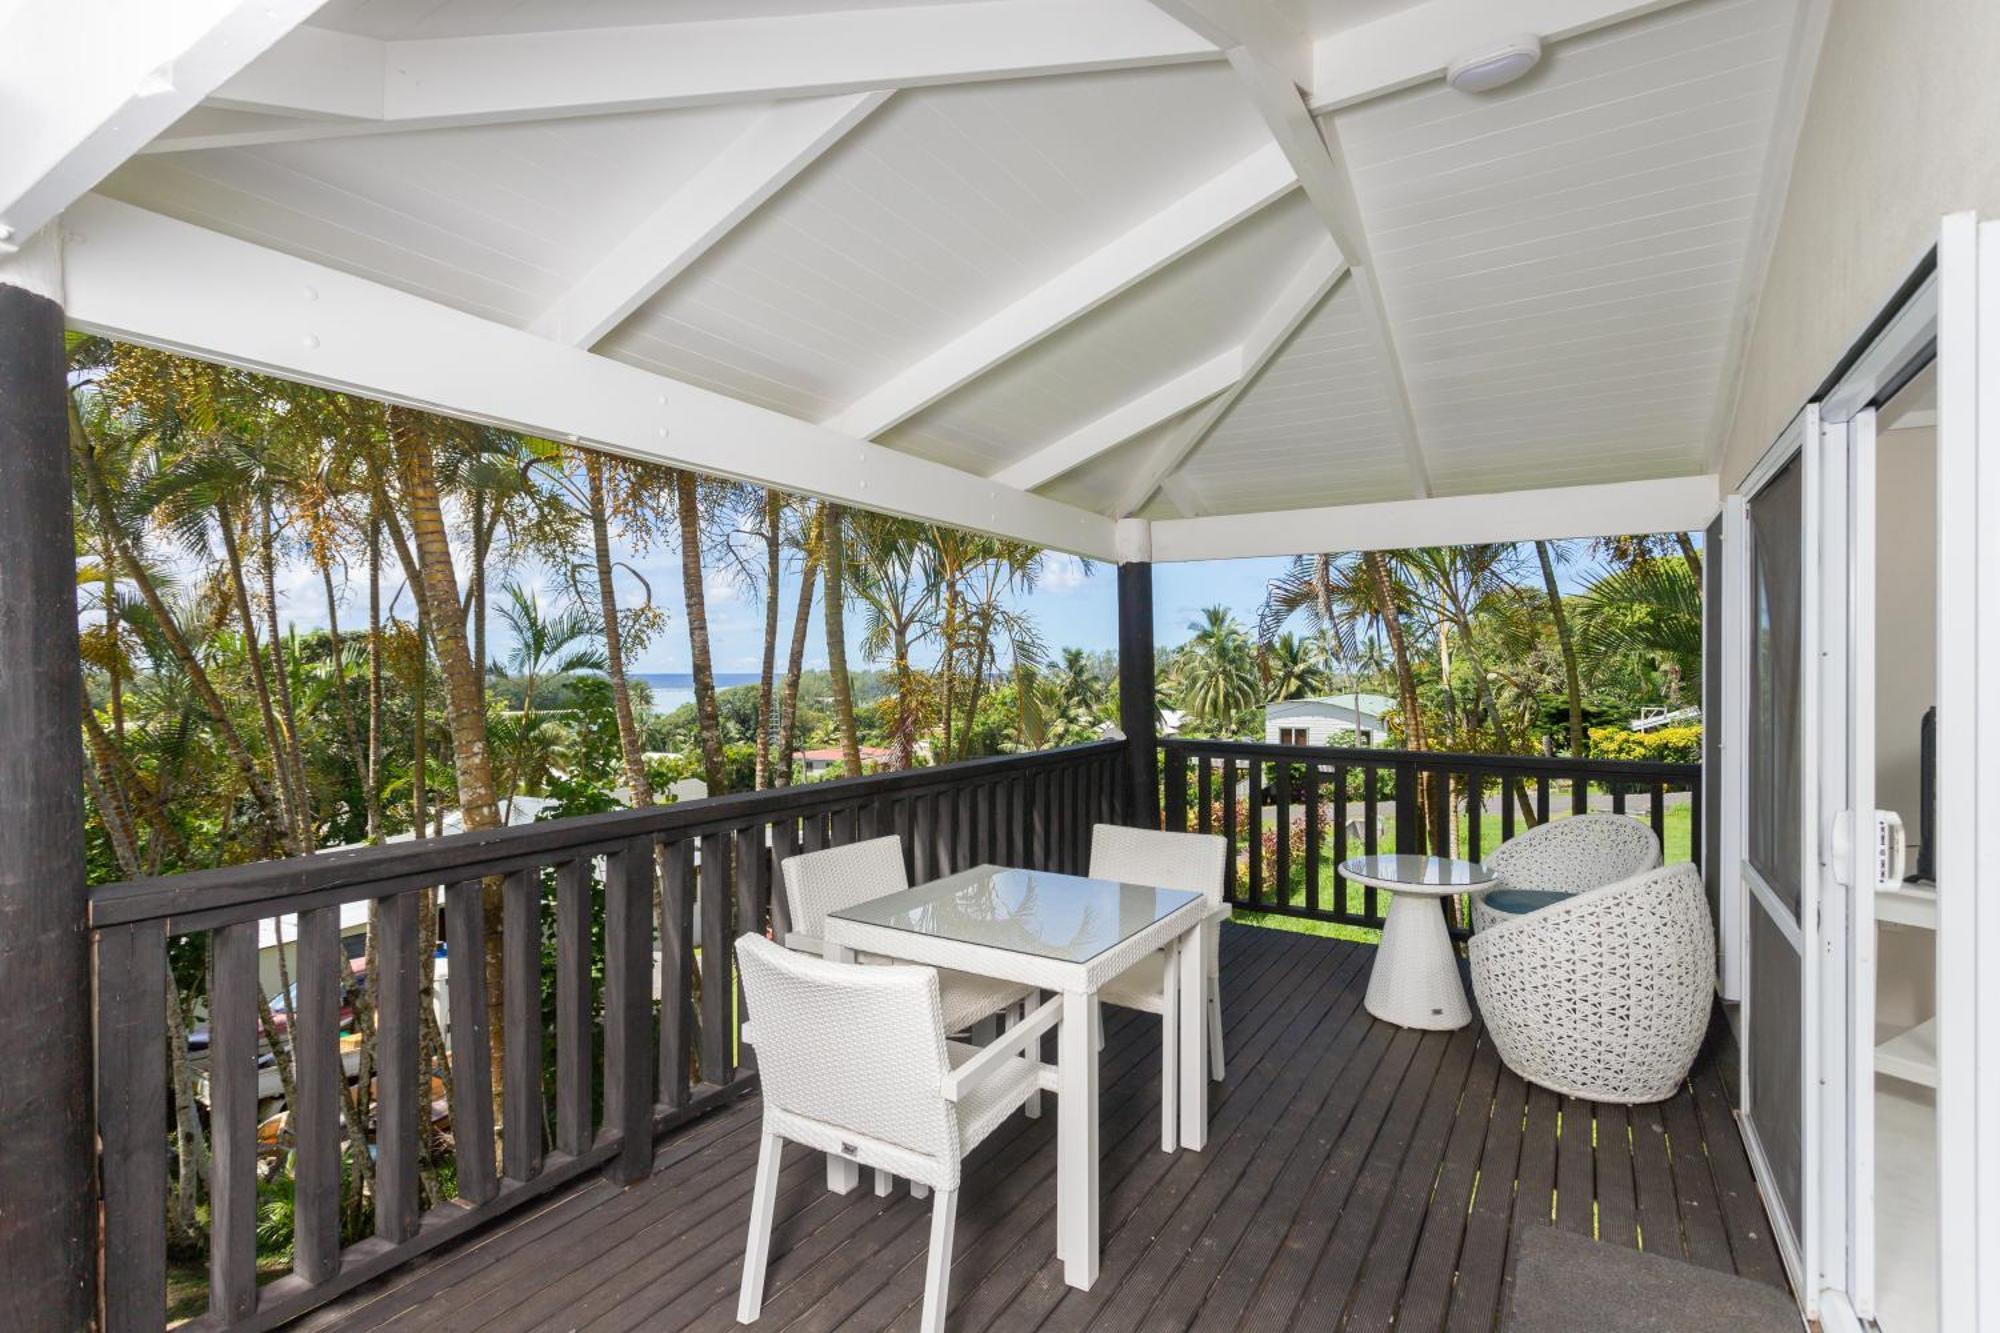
xmin=1502 ymin=1227 xmax=1802 ymax=1333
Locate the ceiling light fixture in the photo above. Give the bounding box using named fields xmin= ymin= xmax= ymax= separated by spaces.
xmin=1445 ymin=35 xmax=1543 ymax=94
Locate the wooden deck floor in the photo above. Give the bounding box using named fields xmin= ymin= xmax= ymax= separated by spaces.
xmin=297 ymin=924 xmax=1786 ymax=1333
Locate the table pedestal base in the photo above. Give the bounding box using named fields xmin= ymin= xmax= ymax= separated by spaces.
xmin=1365 ymin=894 xmax=1471 ymax=1030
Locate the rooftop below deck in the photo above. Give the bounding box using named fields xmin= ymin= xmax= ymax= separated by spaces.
xmin=293 ymin=923 xmax=1781 ymax=1333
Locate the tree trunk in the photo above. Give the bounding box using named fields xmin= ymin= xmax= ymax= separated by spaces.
xmin=321 ymin=556 xmax=378 ymax=837
xmin=820 ymin=502 xmax=864 ymax=775
xmin=586 ymin=454 xmax=654 ymax=806
xmin=1536 ymin=540 xmax=1586 ymax=758
xmin=775 ymin=554 xmax=819 ymax=786
xmin=260 ymin=486 xmax=314 ymax=842
xmin=1364 ymin=552 xmax=1424 ymax=753
xmin=218 ymin=502 xmax=305 ymax=853
xmin=367 ymin=507 xmax=385 ymax=843
xmin=755 ymin=490 xmax=783 ymax=790
xmin=1675 ymin=530 xmax=1702 ymax=582
xmin=388 ymin=407 xmax=506 ymax=1118
xmin=674 ymin=470 xmax=729 ymax=791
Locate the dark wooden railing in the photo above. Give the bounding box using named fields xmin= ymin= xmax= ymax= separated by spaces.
xmin=1159 ymin=738 xmax=1700 ymax=934
xmin=88 ymin=740 xmax=1121 ymax=1332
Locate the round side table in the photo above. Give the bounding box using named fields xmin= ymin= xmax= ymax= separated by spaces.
xmin=1340 ymin=854 xmax=1493 ymax=1031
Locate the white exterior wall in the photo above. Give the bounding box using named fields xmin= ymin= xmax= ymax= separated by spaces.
xmin=1263 ymin=703 xmax=1388 ymax=747
xmin=1720 ymin=0 xmax=2000 ymax=488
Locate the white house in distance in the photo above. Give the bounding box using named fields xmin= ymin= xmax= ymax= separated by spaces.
xmin=1264 ymin=693 xmax=1397 ymax=747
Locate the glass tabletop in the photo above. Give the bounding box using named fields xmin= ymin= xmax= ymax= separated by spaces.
xmin=829 ymin=864 xmax=1201 ymax=964
xmin=1339 ymin=853 xmax=1496 ymax=888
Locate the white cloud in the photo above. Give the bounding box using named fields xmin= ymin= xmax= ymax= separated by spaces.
xmin=1042 ymin=554 xmax=1090 ymax=593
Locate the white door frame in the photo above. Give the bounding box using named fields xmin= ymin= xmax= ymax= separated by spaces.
xmin=1933 ymin=210 xmax=2000 ymax=1331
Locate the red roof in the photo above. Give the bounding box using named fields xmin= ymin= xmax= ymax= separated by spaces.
xmin=798 ymin=747 xmax=894 ymax=762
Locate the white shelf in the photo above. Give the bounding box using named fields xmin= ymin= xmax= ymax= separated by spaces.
xmin=1877 ymin=880 xmax=1937 ymax=930
xmin=1877 ymin=1016 xmax=1938 ymax=1088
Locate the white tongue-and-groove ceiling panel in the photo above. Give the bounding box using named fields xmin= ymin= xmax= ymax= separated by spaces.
xmin=1329 ymin=0 xmax=1796 ymax=497
xmin=1038 ymin=407 xmax=1201 ymax=513
xmin=1175 ymin=279 xmax=1412 ymax=513
xmin=882 ymin=195 xmax=1323 ymax=477
xmin=594 ymin=63 xmax=1269 ymax=423
xmin=310 ymin=0 xmax=974 ymax=40
xmin=98 ymin=105 xmax=764 ymax=327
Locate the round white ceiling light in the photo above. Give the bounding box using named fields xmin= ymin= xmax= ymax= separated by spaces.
xmin=1444 ymin=35 xmax=1543 ymax=94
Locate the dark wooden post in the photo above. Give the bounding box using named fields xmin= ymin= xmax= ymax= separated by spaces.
xmin=1116 ymin=527 xmax=1158 ymax=828
xmin=0 ymin=233 xmax=95 ymax=1330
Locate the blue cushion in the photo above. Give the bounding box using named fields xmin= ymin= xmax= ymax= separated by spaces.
xmin=1481 ymin=888 xmax=1569 ymax=917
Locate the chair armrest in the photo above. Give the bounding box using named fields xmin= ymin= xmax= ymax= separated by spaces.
xmin=941 ymin=993 xmax=1063 ymax=1103
xmin=782 ymin=932 xmax=827 ymax=956
xmin=1206 ymin=904 xmax=1233 ymax=924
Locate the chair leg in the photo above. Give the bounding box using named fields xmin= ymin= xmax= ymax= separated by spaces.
xmin=1160 ymin=946 xmax=1179 ymax=1152
xmin=1024 ymin=996 xmax=1042 ymax=1119
xmin=918 ymin=1187 xmax=960 ymax=1333
xmin=827 ymin=1153 xmax=860 ymax=1193
xmin=1207 ymin=980 xmax=1225 ymax=1082
xmin=1092 ymin=995 xmax=1104 ymax=1052
xmin=874 ymin=1169 xmax=893 ymax=1197
xmin=737 ymin=1133 xmax=784 ymax=1325
xmin=912 ymin=1180 xmax=931 ymax=1199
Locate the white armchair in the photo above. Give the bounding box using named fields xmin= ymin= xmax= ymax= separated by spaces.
xmin=734 ymin=934 xmax=1057 ymax=1333
xmin=1089 ymin=824 xmax=1229 ymax=1150
xmin=1467 ymin=863 xmax=1714 ymax=1104
xmin=779 ymin=836 xmax=1032 ymax=1036
xmin=1471 ymin=812 xmax=1662 ymax=933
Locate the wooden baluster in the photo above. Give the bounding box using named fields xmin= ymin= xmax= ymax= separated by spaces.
xmin=1221 ymin=758 xmax=1239 ymax=902
xmin=375 ymin=892 xmax=421 ymax=1245
xmin=1688 ymin=775 xmax=1701 ymax=868
xmin=1466 ymin=775 xmax=1484 ymax=863
xmin=1363 ymin=766 xmax=1381 ymax=921
xmin=802 ymin=809 xmax=829 ymax=853
xmin=1197 ymin=755 xmax=1213 ymax=834
xmin=1501 ymin=776 xmax=1518 ymax=842
xmin=1008 ymin=775 xmax=1026 ymax=866
xmin=733 ymin=825 xmax=765 ymax=1073
xmin=955 ymin=781 xmax=975 ymax=873
xmin=1165 ymin=749 xmax=1188 ymax=833
xmin=554 ymin=860 xmax=593 ymax=1156
xmin=209 ymin=922 xmax=261 ymax=1320
xmin=1613 ymin=783 xmax=1628 ymax=814
xmin=1536 ymin=773 xmax=1552 ymax=824
xmin=1428 ymin=769 xmax=1450 ymax=854
xmin=604 ymin=837 xmax=656 ymax=1184
xmin=502 ymin=869 xmax=544 ymax=1183
xmin=660 ymin=839 xmax=696 ymax=1110
xmin=1652 ymin=781 xmax=1668 ymax=849
xmin=912 ymin=791 xmax=935 ymax=883
xmin=1393 ymin=762 xmax=1418 ymax=855
xmin=700 ymin=830 xmax=733 ymax=1087
xmin=95 ymin=920 xmax=168 ymax=1333
xmin=444 ymin=880 xmax=497 ymax=1205
xmin=293 ymin=906 xmax=343 ymax=1281
xmin=1273 ymin=757 xmax=1292 ymax=910
xmin=768 ymin=818 xmax=799 ymax=940
xmin=1031 ymin=769 xmax=1050 ymax=870
xmin=1572 ymin=770 xmax=1590 ymax=816
xmin=1329 ymin=765 xmax=1349 ymax=921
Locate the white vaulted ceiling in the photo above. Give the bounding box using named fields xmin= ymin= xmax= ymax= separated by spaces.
xmin=50 ymin=0 xmax=1820 ymax=552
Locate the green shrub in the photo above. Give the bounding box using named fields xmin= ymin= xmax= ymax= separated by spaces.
xmin=1587 ymin=723 xmax=1701 ymax=765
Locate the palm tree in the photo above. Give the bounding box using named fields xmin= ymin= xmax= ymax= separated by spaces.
xmin=1534 ymin=540 xmax=1587 ymax=756
xmin=818 ymin=502 xmax=865 ymax=774
xmin=1572 ymin=556 xmax=1702 ymax=686
xmin=1171 ymin=607 xmax=1261 ymax=732
xmin=493 ymin=581 xmax=607 ymax=810
xmin=1259 ymin=551 xmax=1426 ymax=751
xmin=850 ymin=514 xmax=936 ymax=768
xmin=1259 ymin=632 xmax=1328 ymax=701
xmin=673 ymin=469 xmax=729 ymax=791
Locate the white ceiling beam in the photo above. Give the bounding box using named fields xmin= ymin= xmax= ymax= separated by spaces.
xmin=193 ymin=0 xmax=1217 ymax=140
xmin=0 ymin=0 xmax=328 ymax=249
xmin=990 ymin=349 xmax=1241 ymax=492
xmin=822 ymin=142 xmax=1298 ymax=441
xmin=1228 ymin=50 xmax=1431 ymax=497
xmin=1141 ymin=0 xmax=1313 ymax=89
xmin=62 ymin=194 xmax=1118 ymax=560
xmin=1308 ymin=0 xmax=1699 ymax=111
xmin=529 ymin=92 xmax=890 ymax=350
xmin=1151 ymin=474 xmax=1722 ymax=562
xmin=1117 ymin=237 xmax=1348 ymax=516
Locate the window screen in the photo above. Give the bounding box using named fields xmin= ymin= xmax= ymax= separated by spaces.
xmin=1747 ymin=455 xmax=1805 ymax=918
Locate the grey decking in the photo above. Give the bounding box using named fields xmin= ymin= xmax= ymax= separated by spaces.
xmin=294 ymin=924 xmax=1785 ymax=1333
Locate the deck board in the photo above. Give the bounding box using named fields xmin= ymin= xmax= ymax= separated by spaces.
xmin=298 ymin=926 xmax=1788 ymax=1333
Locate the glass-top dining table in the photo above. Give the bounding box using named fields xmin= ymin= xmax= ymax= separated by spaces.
xmin=823 ymin=863 xmax=1225 ymax=1291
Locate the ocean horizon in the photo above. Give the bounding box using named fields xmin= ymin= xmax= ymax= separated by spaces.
xmin=631 ymin=671 xmax=762 ymax=713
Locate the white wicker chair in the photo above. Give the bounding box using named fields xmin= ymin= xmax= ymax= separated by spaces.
xmin=734 ymin=934 xmax=1057 ymax=1332
xmin=1467 ymin=863 xmax=1714 ymax=1103
xmin=1470 ymin=813 xmax=1662 ymax=933
xmin=1088 ymin=824 xmax=1229 ymax=1150
xmin=779 ymin=836 xmax=1032 ymax=1036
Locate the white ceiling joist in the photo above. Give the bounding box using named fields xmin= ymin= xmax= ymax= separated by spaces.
xmin=197 ymin=0 xmax=1218 ymax=137
xmin=1308 ymin=0 xmax=1698 ymax=110
xmin=0 ymin=0 xmax=327 ymax=249
xmin=822 ymin=142 xmax=1299 ymax=441
xmin=990 ymin=349 xmax=1242 ymax=492
xmin=62 ymin=194 xmax=1118 ymax=559
xmin=1226 ymin=49 xmax=1433 ymax=498
xmin=1151 ymin=473 xmax=1722 ymax=561
xmin=529 ymin=92 xmax=890 ymax=350
xmin=1117 ymin=237 xmax=1349 ymax=516
xmin=1141 ymin=0 xmax=1313 ymax=90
